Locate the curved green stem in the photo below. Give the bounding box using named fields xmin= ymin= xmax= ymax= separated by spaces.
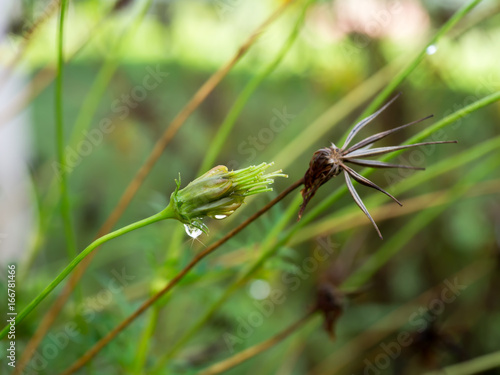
xmin=0 ymin=205 xmax=176 ymax=339
xmin=24 ymin=0 xmax=154 ymax=274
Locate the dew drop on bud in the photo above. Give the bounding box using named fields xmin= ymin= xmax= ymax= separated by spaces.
xmin=184 ymin=224 xmax=202 ymax=239
xmin=214 ymin=214 xmax=227 ymax=220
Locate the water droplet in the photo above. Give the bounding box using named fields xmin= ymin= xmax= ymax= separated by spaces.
xmin=248 ymin=279 xmax=271 ymax=300
xmin=184 ymin=224 xmax=202 ymax=239
xmin=426 ymin=44 xmax=437 ymax=55
xmin=214 ymin=214 xmax=227 ymax=220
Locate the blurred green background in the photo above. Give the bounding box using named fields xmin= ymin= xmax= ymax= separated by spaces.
xmin=0 ymin=0 xmax=499 ymax=374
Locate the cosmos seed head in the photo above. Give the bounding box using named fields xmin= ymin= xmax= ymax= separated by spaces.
xmin=297 ymin=93 xmax=457 ymax=239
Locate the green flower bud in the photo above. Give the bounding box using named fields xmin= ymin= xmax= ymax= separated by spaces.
xmin=169 ymin=163 xmax=287 ymax=235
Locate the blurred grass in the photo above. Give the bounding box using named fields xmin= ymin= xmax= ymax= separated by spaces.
xmin=22 ymin=0 xmax=153 ymax=271
xmin=153 ymin=121 xmax=500 ymax=371
xmin=343 ymin=154 xmax=500 ymax=289
xmin=340 ymin=0 xmax=484 ymax=134
xmin=54 ymin=0 xmax=76 ymax=261
xmin=292 ymin=133 xmax=500 ymax=243
xmin=200 ymin=0 xmax=313 ymax=173
xmin=424 ymin=349 xmax=500 ymax=375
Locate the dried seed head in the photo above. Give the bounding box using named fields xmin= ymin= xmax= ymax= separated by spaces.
xmin=297 ymin=93 xmax=457 ymax=238
xmin=299 ymin=145 xmax=342 ymax=219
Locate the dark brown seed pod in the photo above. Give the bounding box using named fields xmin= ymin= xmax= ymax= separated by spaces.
xmin=299 ymin=146 xmax=343 ymax=219
xmin=316 ymin=281 xmax=344 ymax=339
xmin=299 ymin=93 xmax=458 ymax=239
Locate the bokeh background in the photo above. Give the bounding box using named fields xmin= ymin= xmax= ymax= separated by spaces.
xmin=0 ymin=0 xmax=499 ymax=374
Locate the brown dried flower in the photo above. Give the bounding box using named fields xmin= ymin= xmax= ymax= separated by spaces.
xmin=299 ymin=94 xmax=457 ymax=239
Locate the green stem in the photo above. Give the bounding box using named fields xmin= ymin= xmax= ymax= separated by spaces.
xmin=54 ymin=0 xmax=85 ymax=308
xmin=152 ymin=3 xmax=313 ymax=362
xmin=151 ymin=192 xmax=302 ymax=371
xmin=273 ymin=58 xmax=400 ymax=170
xmin=0 ymin=205 xmax=176 ymax=339
xmin=154 ymin=89 xmax=500 ymax=368
xmin=69 ymin=0 xmax=153 ymax=148
xmin=344 ymin=0 xmax=483 ymax=133
xmin=291 ymin=134 xmax=500 ymax=244
xmin=160 ymin=0 xmax=312 ymax=263
xmin=151 ymin=2 xmax=487 ymax=368
xmin=132 ymin=307 xmax=160 ymax=374
xmin=55 ymin=0 xmax=77 ymax=261
xmin=199 ymin=0 xmax=312 ymax=173
xmin=301 ymin=90 xmax=500 ymax=228
xmin=24 ymin=0 xmax=154 ymax=274
xmin=343 ymin=157 xmax=500 ymax=289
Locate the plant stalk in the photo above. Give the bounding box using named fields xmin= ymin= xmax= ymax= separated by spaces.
xmin=60 ymin=178 xmax=304 ymax=375
xmin=0 ymin=206 xmax=176 ymax=339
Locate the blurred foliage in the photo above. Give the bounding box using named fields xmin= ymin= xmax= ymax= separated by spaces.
xmin=0 ymin=0 xmax=499 ymax=374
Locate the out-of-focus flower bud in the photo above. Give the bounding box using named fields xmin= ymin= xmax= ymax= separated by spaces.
xmin=169 ymin=163 xmax=287 ymax=235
